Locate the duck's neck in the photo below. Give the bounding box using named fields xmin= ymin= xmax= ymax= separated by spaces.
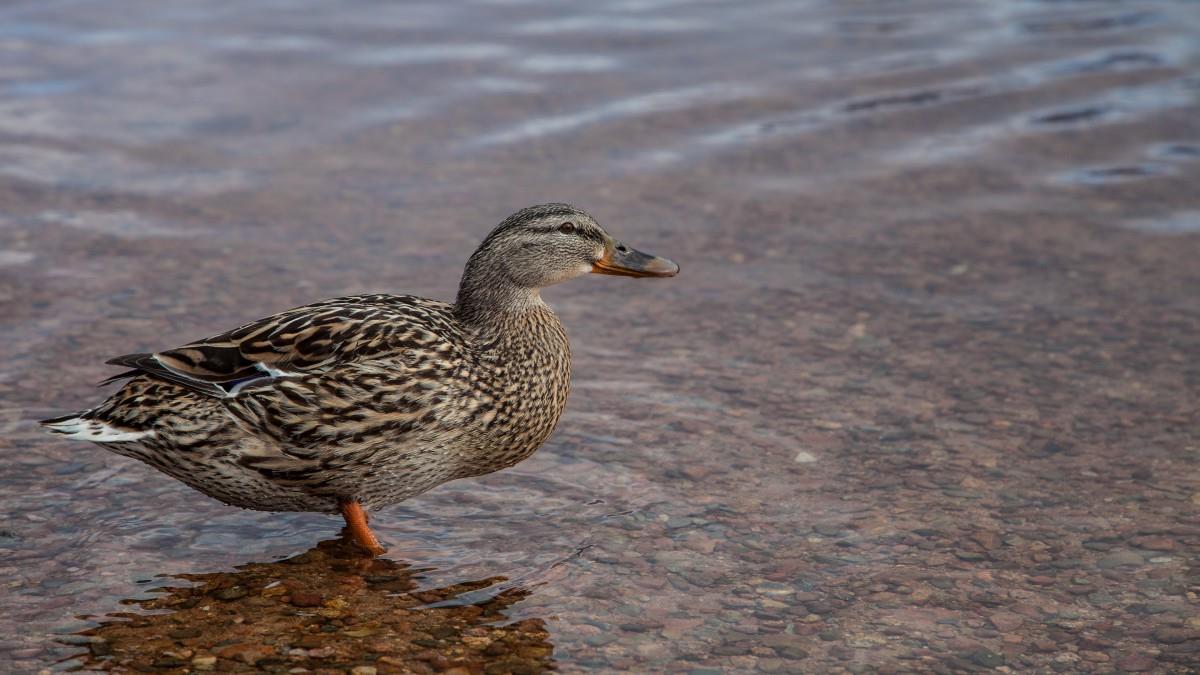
xmin=453 ymin=256 xmax=572 ymax=466
xmin=454 ymin=262 xmax=546 ymax=329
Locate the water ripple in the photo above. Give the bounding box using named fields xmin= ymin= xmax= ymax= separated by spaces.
xmin=511 ymin=15 xmax=709 ymax=35
xmin=467 ymin=83 xmax=759 ymax=147
xmin=513 ymin=53 xmax=620 ymax=74
xmin=341 ymin=43 xmax=514 ymax=67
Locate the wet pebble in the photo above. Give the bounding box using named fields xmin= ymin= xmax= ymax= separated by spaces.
xmin=213 ymin=586 xmax=247 ymax=601
xmin=1114 ymin=654 xmax=1156 ymax=672
xmin=1097 ymin=551 xmax=1145 ymax=569
xmin=1152 ymin=627 xmax=1199 ymax=644
xmin=968 ymin=649 xmax=1005 ymax=668
xmin=290 ymin=591 xmax=324 ymax=607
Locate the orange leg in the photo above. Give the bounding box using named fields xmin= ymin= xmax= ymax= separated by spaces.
xmin=339 ymin=500 xmax=386 ymax=555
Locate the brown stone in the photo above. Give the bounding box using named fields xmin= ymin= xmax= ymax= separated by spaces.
xmin=215 ymin=643 xmax=275 ymax=665
xmin=290 ymin=592 xmax=325 ymax=607
xmin=1153 ymin=628 xmax=1199 ymax=644
xmin=989 ymin=612 xmax=1024 ymax=633
xmin=1131 ymin=536 xmax=1176 ymax=552
xmin=1114 ymin=654 xmax=1157 ymax=672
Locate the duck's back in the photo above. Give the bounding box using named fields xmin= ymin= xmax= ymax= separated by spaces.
xmin=45 ymin=294 xmax=463 ymax=509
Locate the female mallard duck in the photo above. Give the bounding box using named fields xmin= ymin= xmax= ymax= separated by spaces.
xmin=42 ymin=204 xmax=678 ymax=554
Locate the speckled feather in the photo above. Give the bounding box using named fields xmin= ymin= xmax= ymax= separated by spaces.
xmin=67 ymin=294 xmax=569 ymax=513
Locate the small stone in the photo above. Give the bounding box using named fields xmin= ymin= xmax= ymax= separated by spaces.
xmin=350 ymin=667 xmax=377 ymax=675
xmin=214 ymin=586 xmax=247 ymax=601
xmin=462 ymin=635 xmax=492 ymax=648
xmin=1079 ymin=637 xmax=1112 ymax=651
xmin=294 ymin=634 xmax=325 ymax=649
xmin=215 ymin=643 xmax=275 ymax=665
xmin=584 ymin=634 xmax=616 ymax=647
xmin=757 ymin=659 xmax=785 ymax=673
xmin=1038 ymin=441 xmax=1070 ymax=455
xmin=955 ymin=551 xmax=987 ymax=562
xmin=972 ymin=532 xmax=1001 ymax=550
xmin=968 ymin=649 xmax=1004 ymax=668
xmin=1114 ymin=654 xmax=1156 ymax=671
xmin=812 ymin=523 xmax=842 ymax=537
xmin=1131 ymin=536 xmax=1176 ymax=552
xmin=989 ymin=612 xmax=1024 ymax=633
xmin=779 ymin=646 xmax=809 ymax=659
xmin=1033 ymin=640 xmax=1057 ymax=653
xmin=290 ymin=591 xmax=324 ymax=607
xmin=761 ymin=633 xmax=803 ymax=649
xmin=1153 ymin=627 xmax=1199 ymax=644
xmin=793 ymin=451 xmax=818 ymax=463
xmin=191 ymin=655 xmax=216 ymax=671
xmin=1028 ymin=575 xmax=1055 ymax=586
xmin=1097 ymin=551 xmax=1144 ymax=569
xmin=755 ymin=581 xmax=794 ymax=597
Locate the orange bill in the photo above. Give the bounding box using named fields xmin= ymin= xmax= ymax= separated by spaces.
xmin=592 ymin=240 xmax=680 ymax=278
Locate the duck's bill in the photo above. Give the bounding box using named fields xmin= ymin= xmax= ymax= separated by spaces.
xmin=592 ymin=242 xmax=680 ymax=278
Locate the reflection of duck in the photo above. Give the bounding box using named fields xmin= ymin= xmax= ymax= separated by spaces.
xmin=72 ymin=538 xmax=554 ymax=672
xmin=42 ymin=204 xmax=678 ymax=554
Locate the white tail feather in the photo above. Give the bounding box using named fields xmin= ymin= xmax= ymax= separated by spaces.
xmin=42 ymin=416 xmax=151 ymax=442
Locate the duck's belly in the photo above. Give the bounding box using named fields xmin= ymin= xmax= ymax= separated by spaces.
xmin=102 ymin=440 xmax=483 ymax=514
xmin=345 ymin=435 xmax=546 ymax=510
xmin=102 ymin=442 xmax=343 ymax=513
xmin=100 ymin=417 xmax=555 ymax=514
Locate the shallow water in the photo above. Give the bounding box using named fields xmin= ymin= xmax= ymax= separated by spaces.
xmin=2 ymin=0 xmax=1199 ymax=672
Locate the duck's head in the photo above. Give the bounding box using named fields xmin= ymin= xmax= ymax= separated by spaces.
xmin=456 ymin=203 xmax=678 ymax=320
xmin=458 ymin=203 xmax=677 ymax=303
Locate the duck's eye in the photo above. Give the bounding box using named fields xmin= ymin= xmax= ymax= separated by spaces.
xmin=558 ymin=222 xmax=576 ymax=234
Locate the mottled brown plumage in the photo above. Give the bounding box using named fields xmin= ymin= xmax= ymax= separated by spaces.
xmin=42 ymin=204 xmax=678 ymax=553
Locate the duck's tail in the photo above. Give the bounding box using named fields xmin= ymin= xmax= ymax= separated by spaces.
xmin=40 ymin=412 xmax=151 ymax=443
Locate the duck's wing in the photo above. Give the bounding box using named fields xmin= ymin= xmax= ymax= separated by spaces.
xmin=105 ymin=294 xmax=460 ymax=399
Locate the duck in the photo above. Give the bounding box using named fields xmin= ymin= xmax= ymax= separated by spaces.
xmin=41 ymin=204 xmax=678 ymax=555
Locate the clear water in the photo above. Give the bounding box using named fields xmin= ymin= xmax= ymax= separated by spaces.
xmin=2 ymin=0 xmax=1199 ymax=671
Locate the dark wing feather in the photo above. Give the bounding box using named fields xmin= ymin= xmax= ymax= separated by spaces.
xmin=97 ymin=367 xmax=144 ymax=387
xmin=104 ymin=352 xmax=234 ymax=397
xmin=103 ymin=295 xmax=459 ymax=399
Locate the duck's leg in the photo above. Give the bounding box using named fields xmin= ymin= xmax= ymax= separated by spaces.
xmin=339 ymin=499 xmax=386 ymax=555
